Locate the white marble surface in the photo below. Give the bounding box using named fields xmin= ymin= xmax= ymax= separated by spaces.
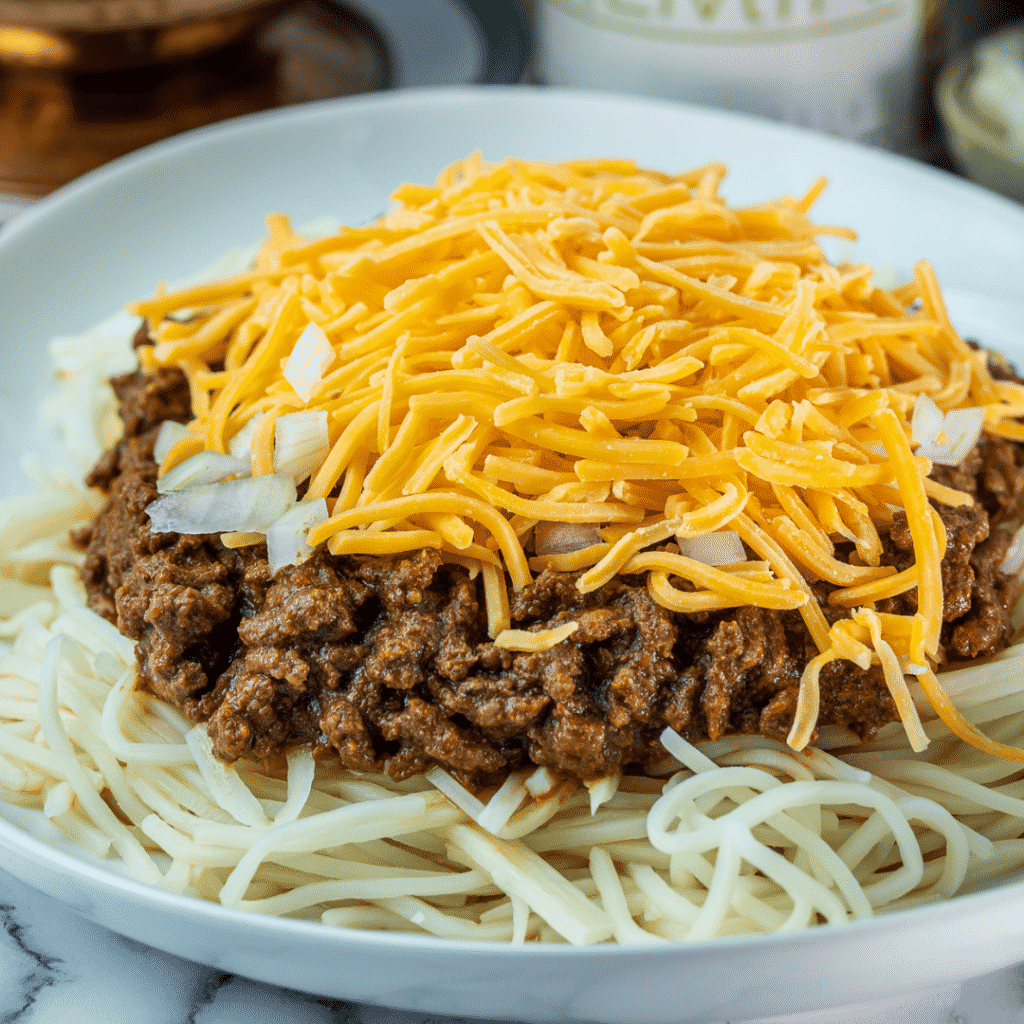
xmin=1 ymin=866 xmax=1023 ymax=1024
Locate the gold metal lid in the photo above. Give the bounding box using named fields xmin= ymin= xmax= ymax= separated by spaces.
xmin=0 ymin=1 xmax=288 ymax=69
xmin=0 ymin=1 xmax=282 ymax=31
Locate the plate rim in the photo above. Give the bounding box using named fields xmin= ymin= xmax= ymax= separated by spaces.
xmin=7 ymin=84 xmax=1024 ymax=264
xmin=3 ymin=82 xmax=1024 ymax=960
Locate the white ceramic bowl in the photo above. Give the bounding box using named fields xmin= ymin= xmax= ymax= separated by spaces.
xmin=3 ymin=86 xmax=1024 ymax=1023
xmin=936 ymin=25 xmax=1024 ymax=204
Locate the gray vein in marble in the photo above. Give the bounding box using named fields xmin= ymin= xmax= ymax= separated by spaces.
xmin=0 ymin=903 xmax=66 ymax=1024
xmin=192 ymin=976 xmax=345 ymax=1024
xmin=183 ymin=972 xmax=231 ymax=1024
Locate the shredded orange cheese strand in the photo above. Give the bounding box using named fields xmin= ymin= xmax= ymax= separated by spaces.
xmin=917 ymin=669 xmax=1024 ymax=763
xmin=788 ymin=651 xmax=836 ymax=751
xmin=131 ymin=154 xmax=1024 ymax=761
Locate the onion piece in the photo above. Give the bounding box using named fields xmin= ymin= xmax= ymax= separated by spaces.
xmin=918 ymin=407 xmax=986 ymax=467
xmin=228 ymin=413 xmax=266 ymax=463
xmin=911 ymin=394 xmax=943 ymax=447
xmin=156 ymin=451 xmax=251 ymax=494
xmin=284 ymin=323 xmax=335 ymax=403
xmin=584 ymin=773 xmax=620 ymax=816
xmin=524 ymin=765 xmax=558 ymax=798
xmin=147 ymin=474 xmax=296 ymax=534
xmin=273 ymin=410 xmax=330 ymax=483
xmin=266 ymin=497 xmax=329 ymax=576
xmin=153 ymin=420 xmax=189 ymax=464
xmin=677 ymin=530 xmax=745 ymax=566
xmin=534 ymin=521 xmax=602 ymax=556
xmin=1001 ymin=526 xmax=1024 ymax=577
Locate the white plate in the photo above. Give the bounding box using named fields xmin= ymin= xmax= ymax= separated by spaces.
xmin=3 ymin=87 xmax=1024 ymax=1023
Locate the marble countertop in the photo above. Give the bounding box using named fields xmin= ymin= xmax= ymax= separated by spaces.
xmin=3 ymin=867 xmax=1024 ymax=1024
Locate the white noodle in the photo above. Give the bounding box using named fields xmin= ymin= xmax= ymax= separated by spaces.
xmin=102 ymin=670 xmax=194 ymax=766
xmin=275 ymin=747 xmax=317 ymax=825
xmin=184 ymin=726 xmax=270 ymax=829
xmin=446 ymin=823 xmax=614 ymax=946
xmin=589 ymin=847 xmax=666 ymax=944
xmin=37 ymin=636 xmax=162 ymax=883
xmin=477 ymin=770 xmax=530 ymax=835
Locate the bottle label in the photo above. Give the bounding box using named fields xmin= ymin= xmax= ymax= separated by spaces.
xmin=538 ymin=0 xmax=924 ymax=151
xmin=543 ymin=0 xmax=915 ymax=45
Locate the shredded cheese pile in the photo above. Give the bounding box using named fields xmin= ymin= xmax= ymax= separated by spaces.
xmin=132 ymin=154 xmax=1024 ymax=759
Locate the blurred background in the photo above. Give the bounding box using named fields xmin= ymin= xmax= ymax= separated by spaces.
xmin=0 ymin=0 xmax=1021 ymax=222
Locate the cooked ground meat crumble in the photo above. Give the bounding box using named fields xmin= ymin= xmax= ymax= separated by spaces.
xmin=73 ymin=362 xmax=1024 ymax=789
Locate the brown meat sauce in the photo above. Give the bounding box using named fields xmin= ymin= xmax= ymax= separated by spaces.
xmin=75 ymin=367 xmax=1024 ymax=788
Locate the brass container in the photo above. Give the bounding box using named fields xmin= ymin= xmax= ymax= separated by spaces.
xmin=0 ymin=0 xmax=290 ymax=195
xmin=0 ymin=1 xmax=289 ymax=68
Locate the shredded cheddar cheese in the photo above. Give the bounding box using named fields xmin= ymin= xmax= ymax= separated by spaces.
xmin=131 ymin=154 xmax=1024 ymax=759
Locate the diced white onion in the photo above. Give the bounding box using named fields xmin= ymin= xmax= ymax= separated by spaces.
xmin=584 ymin=774 xmax=620 ymax=816
xmin=273 ymin=410 xmax=330 ymax=483
xmin=156 ymin=451 xmax=251 ymax=494
xmin=677 ymin=530 xmax=745 ymax=566
xmin=534 ymin=521 xmax=602 ymax=556
xmin=147 ymin=474 xmax=296 ymax=535
xmin=1000 ymin=526 xmax=1024 ymax=577
xmin=524 ymin=765 xmax=558 ymax=798
xmin=911 ymin=394 xmax=943 ymax=447
xmin=871 ymin=264 xmax=900 ymax=290
xmin=918 ymin=407 xmax=986 ymax=467
xmin=939 ymin=407 xmax=986 ymax=463
xmin=228 ymin=413 xmax=266 ymax=463
xmin=284 ymin=323 xmax=335 ymax=403
xmin=153 ymin=420 xmax=189 ymax=464
xmin=266 ymin=497 xmax=329 ymax=576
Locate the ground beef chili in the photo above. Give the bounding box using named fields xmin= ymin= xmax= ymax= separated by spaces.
xmin=74 ymin=366 xmax=1024 ymax=789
